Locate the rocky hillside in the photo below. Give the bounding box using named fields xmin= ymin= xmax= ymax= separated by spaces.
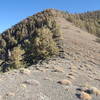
xmin=0 ymin=9 xmax=64 ymax=72
xmin=67 ymin=10 xmax=100 ymax=37
xmin=0 ymin=9 xmax=100 ymax=72
xmin=0 ymin=9 xmax=100 ymax=100
xmin=50 ymin=9 xmax=100 ymax=37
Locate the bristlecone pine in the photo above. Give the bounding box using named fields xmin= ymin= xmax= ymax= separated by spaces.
xmin=0 ymin=9 xmax=100 ymax=72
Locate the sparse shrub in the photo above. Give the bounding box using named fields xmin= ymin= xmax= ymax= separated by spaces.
xmin=0 ymin=48 xmax=6 ymax=60
xmin=7 ymin=37 xmax=17 ymax=48
xmin=24 ymin=27 xmax=59 ymax=64
xmin=57 ymin=79 xmax=72 ymax=85
xmin=65 ymin=10 xmax=100 ymax=38
xmin=35 ymin=27 xmax=59 ymax=56
xmin=96 ymin=38 xmax=100 ymax=43
xmin=88 ymin=87 xmax=100 ymax=96
xmin=9 ymin=46 xmax=25 ymax=69
xmin=0 ymin=9 xmax=62 ymax=72
xmin=0 ymin=37 xmax=6 ymax=48
xmin=0 ymin=59 xmax=3 ymax=65
xmin=20 ymin=68 xmax=31 ymax=75
xmin=78 ymin=85 xmax=100 ymax=96
xmin=80 ymin=92 xmax=92 ymax=100
xmin=52 ymin=66 xmax=64 ymax=72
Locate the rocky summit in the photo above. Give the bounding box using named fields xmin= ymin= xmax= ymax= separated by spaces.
xmin=0 ymin=9 xmax=100 ymax=100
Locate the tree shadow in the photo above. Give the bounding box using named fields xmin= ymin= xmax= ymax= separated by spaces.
xmin=75 ymin=93 xmax=81 ymax=99
xmin=95 ymin=38 xmax=100 ymax=44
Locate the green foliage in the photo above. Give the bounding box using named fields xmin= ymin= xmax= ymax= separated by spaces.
xmin=0 ymin=9 xmax=61 ymax=72
xmin=9 ymin=46 xmax=25 ymax=69
xmin=0 ymin=37 xmax=6 ymax=48
xmin=1 ymin=9 xmax=100 ymax=72
xmin=64 ymin=11 xmax=100 ymax=37
xmin=23 ymin=27 xmax=60 ymax=65
xmin=33 ymin=27 xmax=59 ymax=57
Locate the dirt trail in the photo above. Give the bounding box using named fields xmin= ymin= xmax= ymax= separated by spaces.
xmin=56 ymin=17 xmax=100 ymax=66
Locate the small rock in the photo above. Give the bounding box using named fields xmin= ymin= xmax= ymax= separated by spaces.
xmin=20 ymin=84 xmax=27 ymax=88
xmin=20 ymin=68 xmax=31 ymax=75
xmin=6 ymin=92 xmax=15 ymax=96
xmin=23 ymin=79 xmax=40 ymax=86
xmin=68 ymin=72 xmax=74 ymax=76
xmin=67 ymin=75 xmax=75 ymax=80
xmin=52 ymin=66 xmax=64 ymax=73
xmin=44 ymin=77 xmax=52 ymax=81
xmin=77 ymin=87 xmax=89 ymax=92
xmin=36 ymin=67 xmax=46 ymax=72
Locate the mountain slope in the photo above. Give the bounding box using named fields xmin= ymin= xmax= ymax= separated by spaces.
xmin=0 ymin=9 xmax=100 ymax=100
xmin=0 ymin=9 xmax=64 ymax=72
xmin=0 ymin=9 xmax=100 ymax=72
xmin=56 ymin=16 xmax=100 ymax=66
xmin=65 ymin=10 xmax=100 ymax=37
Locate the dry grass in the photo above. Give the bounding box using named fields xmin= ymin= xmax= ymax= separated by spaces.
xmin=80 ymin=92 xmax=92 ymax=100
xmin=57 ymin=79 xmax=72 ymax=85
xmin=69 ymin=64 xmax=77 ymax=73
xmin=67 ymin=75 xmax=75 ymax=80
xmin=79 ymin=85 xmax=100 ymax=96
xmin=68 ymin=72 xmax=75 ymax=76
xmin=94 ymin=78 xmax=100 ymax=81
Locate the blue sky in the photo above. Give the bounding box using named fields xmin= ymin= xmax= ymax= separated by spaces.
xmin=0 ymin=0 xmax=100 ymax=33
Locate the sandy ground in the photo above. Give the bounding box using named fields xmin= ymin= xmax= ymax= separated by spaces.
xmin=0 ymin=17 xmax=100 ymax=100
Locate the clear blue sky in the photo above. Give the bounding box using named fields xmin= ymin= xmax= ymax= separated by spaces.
xmin=0 ymin=0 xmax=100 ymax=33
